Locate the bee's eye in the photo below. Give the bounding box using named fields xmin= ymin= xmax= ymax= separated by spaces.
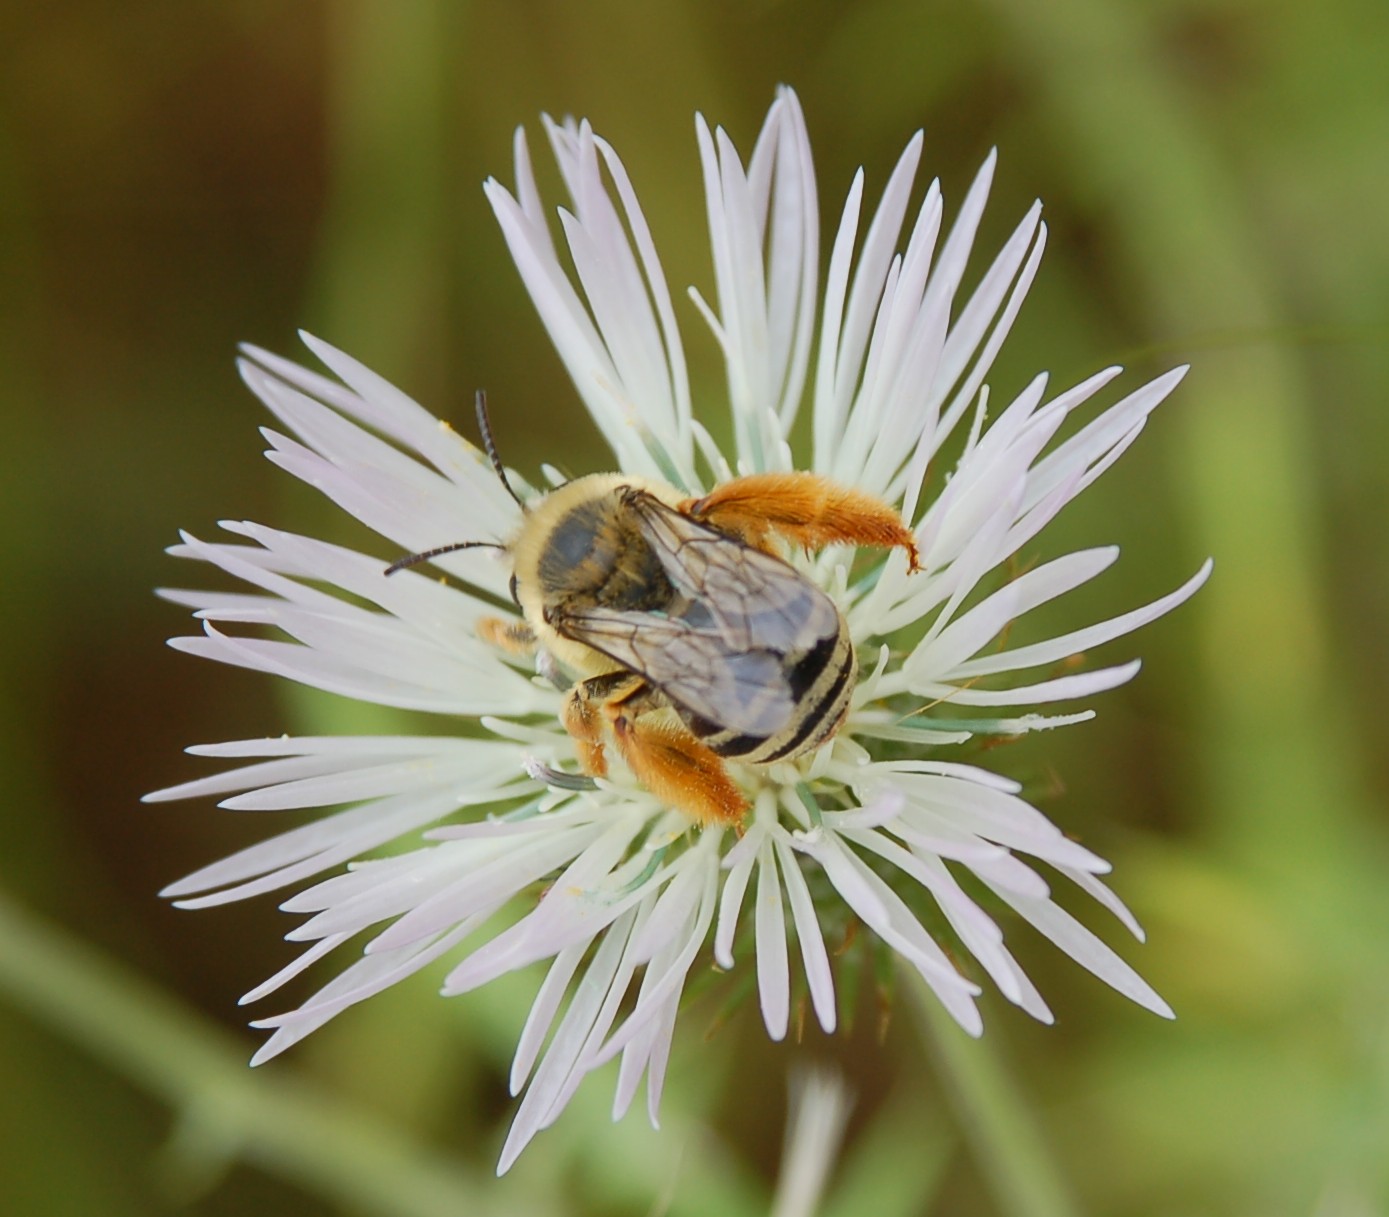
xmin=509 ymin=574 xmax=521 ymax=607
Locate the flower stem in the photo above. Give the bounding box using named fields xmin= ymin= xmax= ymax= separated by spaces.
xmin=0 ymin=894 xmax=533 ymax=1217
xmin=770 ymin=1068 xmax=854 ymax=1217
xmin=906 ymin=974 xmax=1081 ymax=1217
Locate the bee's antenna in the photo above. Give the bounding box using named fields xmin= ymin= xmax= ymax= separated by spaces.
xmin=476 ymin=390 xmax=527 ymax=511
xmin=384 ymin=391 xmax=522 ymax=578
xmin=384 ymin=540 xmax=504 ymax=577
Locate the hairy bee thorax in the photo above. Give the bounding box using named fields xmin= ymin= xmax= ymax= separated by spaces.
xmin=509 ymin=473 xmax=677 ymax=677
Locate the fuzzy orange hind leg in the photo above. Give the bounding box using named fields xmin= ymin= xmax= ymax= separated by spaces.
xmin=605 ymin=708 xmax=748 ymax=826
xmin=680 ymin=472 xmax=921 ymax=572
xmin=561 ymin=671 xmax=651 ymax=778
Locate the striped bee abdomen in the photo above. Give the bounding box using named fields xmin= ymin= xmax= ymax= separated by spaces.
xmin=684 ymin=625 xmax=858 ymax=765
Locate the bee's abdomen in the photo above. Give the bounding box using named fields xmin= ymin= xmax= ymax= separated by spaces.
xmin=690 ymin=628 xmax=857 ymax=765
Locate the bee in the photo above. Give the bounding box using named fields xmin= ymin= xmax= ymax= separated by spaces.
xmin=388 ymin=394 xmax=920 ymax=825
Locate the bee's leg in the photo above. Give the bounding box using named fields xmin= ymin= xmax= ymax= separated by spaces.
xmin=603 ymin=691 xmax=748 ymax=826
xmin=562 ymin=693 xmax=606 ymax=777
xmin=477 ymin=616 xmax=538 ymax=655
xmin=561 ymin=674 xmax=747 ymax=824
xmin=561 ymin=671 xmax=646 ymax=779
xmin=680 ymin=471 xmax=921 ymax=572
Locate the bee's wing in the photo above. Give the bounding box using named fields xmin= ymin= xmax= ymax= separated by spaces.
xmin=556 ymin=606 xmax=797 ymax=736
xmin=624 ymin=491 xmax=840 ymax=653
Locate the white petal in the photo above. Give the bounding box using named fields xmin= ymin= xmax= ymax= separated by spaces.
xmin=842 ymin=825 xmax=1022 ymax=1005
xmin=822 ymin=135 xmax=926 ymax=485
xmin=441 ymin=815 xmax=660 ymax=995
xmin=949 ymin=559 xmax=1213 ymax=680
xmin=890 ymin=773 xmax=1110 ymax=872
xmin=238 ymin=933 xmax=350 ymax=1005
xmin=907 ymin=547 xmax=1119 ymax=680
xmin=593 ymin=134 xmax=694 ymax=454
xmin=170 ymin=623 xmax=510 ymax=716
xmin=1024 ymin=366 xmax=1188 ymax=512
xmin=593 ymin=844 xmax=718 ymax=1067
xmin=714 ymin=835 xmax=759 ymax=969
xmin=217 ymin=754 xmax=508 ymax=812
xmin=510 ymin=943 xmax=586 ymax=1095
xmin=912 ymin=659 xmax=1143 ymax=707
xmin=1057 ymin=865 xmax=1147 ymax=941
xmin=643 ymin=998 xmax=681 ymax=1124
xmin=897 ymin=210 xmax=1046 ymax=521
xmin=812 ymin=168 xmax=865 ymax=468
xmin=249 ymin=918 xmax=484 ymax=1063
xmin=161 ymin=789 xmax=466 ymax=905
xmin=485 ymin=180 xmax=650 ymax=479
xmin=774 ymin=838 xmax=836 ymax=1033
xmin=487 ymin=120 xmax=695 ymax=489
xmin=755 ymin=841 xmax=790 ymax=1040
xmin=764 ymin=87 xmax=819 ymax=430
xmin=801 ymin=834 xmax=978 ymax=1002
xmin=146 ymin=747 xmax=410 ymax=805
xmin=985 ymin=882 xmax=1173 ymax=1018
xmin=360 ymin=825 xmax=603 ymax=950
xmin=496 ymin=909 xmax=638 ymax=1174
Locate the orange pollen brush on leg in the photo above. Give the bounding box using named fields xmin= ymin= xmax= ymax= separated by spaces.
xmin=679 ymin=472 xmax=921 ymax=572
xmin=607 ymin=710 xmax=748 ymax=826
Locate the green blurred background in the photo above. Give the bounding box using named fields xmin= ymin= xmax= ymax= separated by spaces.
xmin=3 ymin=1 xmax=1387 ymax=1214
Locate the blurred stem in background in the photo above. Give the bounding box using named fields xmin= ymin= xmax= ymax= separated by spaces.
xmin=770 ymin=1070 xmax=854 ymax=1217
xmin=0 ymin=894 xmax=521 ymax=1217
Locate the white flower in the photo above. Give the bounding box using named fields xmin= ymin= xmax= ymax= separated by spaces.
xmin=148 ymin=87 xmax=1210 ymax=1173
